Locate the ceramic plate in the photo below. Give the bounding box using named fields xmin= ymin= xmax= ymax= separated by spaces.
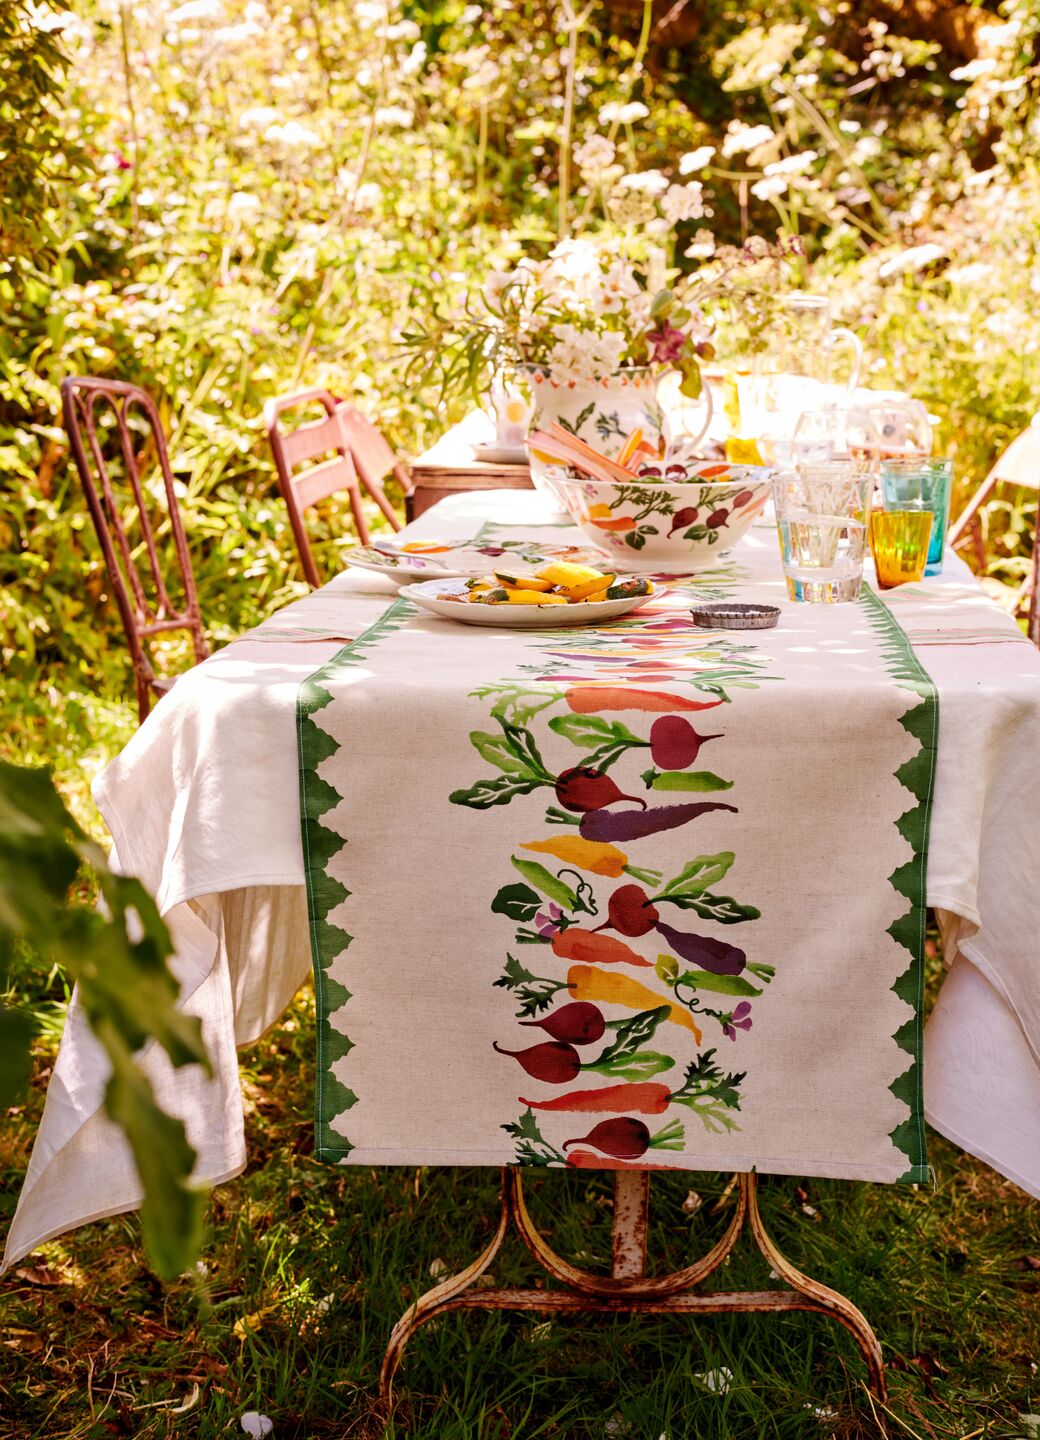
xmin=400 ymin=577 xmax=658 ymax=628
xmin=343 ymin=538 xmax=611 ymax=586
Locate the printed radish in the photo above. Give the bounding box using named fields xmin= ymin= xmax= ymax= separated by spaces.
xmin=654 ymin=920 xmax=746 ymax=975
xmin=706 ymin=508 xmax=729 ymax=529
xmin=492 ymin=1040 xmax=581 ymax=1083
xmin=649 ymin=716 xmax=722 ymax=770
xmin=520 ymin=1002 xmax=605 ymax=1045
xmin=555 ymin=766 xmax=646 ymax=814
xmin=667 ymin=506 xmax=699 ymax=536
xmin=604 ymin=883 xmax=659 ymax=937
xmin=564 ymin=1117 xmax=651 ymax=1160
xmin=731 ymin=489 xmax=754 ymax=508
xmin=580 ymin=801 xmax=738 ymax=843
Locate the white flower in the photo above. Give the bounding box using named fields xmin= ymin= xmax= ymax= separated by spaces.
xmin=239 ymin=105 xmax=281 ymax=129
xmin=373 ymin=105 xmax=413 ymax=127
xmin=168 ymin=0 xmax=222 ymax=23
xmin=354 ymin=0 xmax=387 ymax=21
xmin=240 ymin=1415 xmax=274 ymax=1439
xmin=838 ymin=119 xmax=861 ymax=134
xmin=684 ymin=228 xmax=716 ymax=259
xmin=763 ymin=150 xmax=817 ymax=177
xmin=661 ymin=181 xmax=708 ymax=223
xmin=26 ymin=4 xmax=71 ymax=32
xmin=573 ymin=135 xmax=616 ymax=173
xmin=263 ymin=120 xmax=323 ymax=148
xmin=750 ymin=175 xmax=788 ymax=201
xmin=352 ymin=181 xmax=382 ymax=211
xmin=545 ymin=238 xmax=603 ymax=304
xmin=679 ymin=145 xmax=715 ymax=175
xmin=976 ymin=19 xmax=1020 ymax=48
xmin=850 ymin=135 xmax=882 ymax=164
xmin=943 ymin=261 xmax=993 ymax=286
xmin=402 ymin=40 xmax=426 ymax=75
xmin=385 ymin=18 xmax=420 ymax=40
xmin=598 ymin=261 xmax=641 ymax=314
xmin=950 ymin=57 xmax=998 ymax=82
xmin=549 ymin=324 xmax=626 ymax=384
xmin=598 ymin=101 xmax=650 ymax=126
xmin=721 ymin=121 xmax=775 ymax=158
xmin=616 ymin=169 xmax=669 ymax=195
xmin=228 ymin=191 xmax=262 ymax=222
xmin=483 ymin=268 xmax=522 ymax=309
xmin=877 ymin=243 xmax=945 ymax=278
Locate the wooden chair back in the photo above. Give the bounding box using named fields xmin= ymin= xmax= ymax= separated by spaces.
xmin=61 ymin=376 xmax=209 ymax=723
xmin=265 ymin=389 xmax=411 ymax=588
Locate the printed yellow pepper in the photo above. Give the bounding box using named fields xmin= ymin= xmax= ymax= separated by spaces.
xmin=567 ymin=964 xmax=702 ymax=1044
xmin=520 ymin=836 xmax=629 ymax=878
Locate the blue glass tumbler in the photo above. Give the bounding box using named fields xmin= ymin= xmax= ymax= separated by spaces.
xmin=880 ymin=458 xmax=953 ymax=576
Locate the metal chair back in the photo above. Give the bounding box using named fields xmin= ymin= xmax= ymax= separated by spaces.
xmin=265 ymin=389 xmax=411 ymax=588
xmin=61 ymin=376 xmax=208 ymax=723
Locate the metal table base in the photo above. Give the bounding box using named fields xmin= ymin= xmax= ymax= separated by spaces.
xmin=380 ymin=1169 xmax=886 ymax=1402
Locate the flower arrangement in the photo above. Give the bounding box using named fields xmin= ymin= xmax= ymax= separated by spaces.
xmin=404 ymin=142 xmax=801 ymax=401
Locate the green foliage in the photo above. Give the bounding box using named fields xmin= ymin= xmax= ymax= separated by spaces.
xmin=0 ymin=761 xmax=209 ymax=1279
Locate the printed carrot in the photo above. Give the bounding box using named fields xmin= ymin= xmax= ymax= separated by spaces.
xmin=521 ymin=836 xmax=629 ymax=878
xmin=565 ymin=1151 xmax=676 ymax=1170
xmin=519 ymin=1082 xmax=672 ymax=1115
xmin=567 ymin=964 xmax=702 ymax=1042
xmin=565 ymin=687 xmax=727 ymax=714
xmin=589 ymin=516 xmax=638 ymax=532
xmin=551 ymin=927 xmax=654 ymax=967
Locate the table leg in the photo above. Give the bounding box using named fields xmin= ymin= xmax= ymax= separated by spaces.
xmin=379 ymin=1169 xmax=886 ymax=1404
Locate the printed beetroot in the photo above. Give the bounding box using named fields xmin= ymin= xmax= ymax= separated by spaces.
xmin=520 ymin=1002 xmax=605 ymax=1046
xmin=492 ymin=1040 xmax=581 ymax=1083
xmin=563 ymin=1117 xmax=652 ymax=1160
xmin=555 ymin=766 xmax=646 ymax=814
xmin=649 ymin=715 xmax=722 ymax=771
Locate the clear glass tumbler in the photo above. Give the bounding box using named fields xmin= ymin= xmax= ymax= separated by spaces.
xmin=773 ymin=464 xmax=874 ymax=603
xmin=879 ymin=458 xmax=953 ymax=575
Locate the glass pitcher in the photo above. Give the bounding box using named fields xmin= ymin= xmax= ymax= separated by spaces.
xmin=773 ymin=293 xmax=863 ymax=390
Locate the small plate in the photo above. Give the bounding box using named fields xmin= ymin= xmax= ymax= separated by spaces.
xmin=472 ymin=443 xmax=529 ymax=465
xmin=400 ymin=577 xmax=658 ymax=628
xmin=343 ymin=538 xmax=610 ymax=586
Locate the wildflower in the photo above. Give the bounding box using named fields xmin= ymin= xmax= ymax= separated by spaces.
xmin=483 ymin=269 xmax=521 ymax=310
xmin=617 ymin=169 xmax=669 ymax=195
xmin=598 ymin=261 xmax=641 ymax=314
xmin=598 ymin=100 xmax=650 ymax=126
xmin=647 ymin=324 xmax=687 ymax=365
xmin=169 ymin=0 xmax=222 ymax=23
xmin=950 ymin=57 xmax=999 ymax=82
xmin=352 ymin=181 xmax=383 ymax=211
xmin=684 ymin=228 xmax=716 ymax=260
xmin=722 ymin=1001 xmax=753 ymax=1040
xmin=763 ymin=150 xmax=817 ymax=177
xmin=373 ymin=106 xmax=413 ymax=128
xmin=722 ymin=121 xmax=775 ymax=158
xmin=573 ymin=135 xmax=616 ymax=173
xmin=239 ymin=105 xmax=281 ymax=130
xmin=263 ymin=120 xmax=322 ymax=148
xmin=227 ymin=192 xmax=261 ymax=228
xmin=750 ymin=175 xmax=788 ymax=201
xmin=549 ymin=324 xmax=626 ymax=384
xmin=679 ymin=145 xmax=715 ymax=175
xmin=385 ymin=18 xmax=420 ymax=40
xmin=661 ymin=181 xmax=708 ymax=224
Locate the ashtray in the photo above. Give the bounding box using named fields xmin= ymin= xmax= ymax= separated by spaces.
xmin=689 ymin=603 xmax=780 ymax=630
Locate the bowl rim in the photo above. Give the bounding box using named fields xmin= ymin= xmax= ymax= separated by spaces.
xmin=551 ymin=467 xmax=778 ymax=493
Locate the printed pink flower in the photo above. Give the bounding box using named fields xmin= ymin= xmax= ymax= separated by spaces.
xmin=722 ymin=1001 xmax=753 ymax=1041
xmin=535 ymin=903 xmax=565 ymax=937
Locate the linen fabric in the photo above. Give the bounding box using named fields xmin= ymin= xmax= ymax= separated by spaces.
xmin=4 ymin=493 xmax=1040 ymax=1270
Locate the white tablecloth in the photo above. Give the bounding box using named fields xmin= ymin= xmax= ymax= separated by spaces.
xmin=5 ymin=491 xmax=1039 ymax=1268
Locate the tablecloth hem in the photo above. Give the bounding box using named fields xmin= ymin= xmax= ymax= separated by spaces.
xmin=0 ymin=1156 xmax=248 ymax=1275
xmin=923 ymin=1108 xmax=1040 ymax=1202
xmin=314 ymin=1145 xmax=923 ymax=1185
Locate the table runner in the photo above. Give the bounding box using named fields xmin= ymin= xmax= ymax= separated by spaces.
xmin=298 ymin=550 xmax=937 ymax=1183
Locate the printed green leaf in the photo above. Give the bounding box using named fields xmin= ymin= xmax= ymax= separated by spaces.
xmin=657 ymin=852 xmax=735 ymax=898
xmin=449 ymin=774 xmax=545 ymax=809
xmin=469 ymin=729 xmax=537 ymax=775
xmin=510 ymin=857 xmax=579 ymax=910
xmin=548 ymin=715 xmax=644 ymax=751
xmin=658 ymin=890 xmax=761 ymax=924
xmin=588 ymin=1050 xmax=676 ymax=1081
xmin=491 ymin=883 xmax=542 ymax=921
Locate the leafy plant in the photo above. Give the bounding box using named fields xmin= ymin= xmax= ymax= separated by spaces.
xmin=0 ymin=761 xmax=209 ymax=1279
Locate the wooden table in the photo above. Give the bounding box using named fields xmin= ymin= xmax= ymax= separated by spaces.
xmin=406 ymin=410 xmax=533 ymax=521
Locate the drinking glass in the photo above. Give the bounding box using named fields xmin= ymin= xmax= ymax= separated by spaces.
xmin=879 ymin=458 xmax=953 ymax=575
xmin=791 ymin=404 xmax=883 ymax=470
xmin=861 ymin=399 xmax=933 ymax=462
xmin=773 ymin=464 xmax=874 ymax=603
xmin=870 ymin=511 xmax=933 ymax=589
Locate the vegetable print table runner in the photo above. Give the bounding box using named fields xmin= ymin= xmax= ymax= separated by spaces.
xmin=298 ymin=539 xmax=936 ymax=1183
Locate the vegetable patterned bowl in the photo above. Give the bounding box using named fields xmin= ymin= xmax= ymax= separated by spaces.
xmin=554 ymin=464 xmax=778 ymax=573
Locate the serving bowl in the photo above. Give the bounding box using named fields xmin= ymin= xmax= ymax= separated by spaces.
xmin=554 ymin=463 xmax=778 ymax=573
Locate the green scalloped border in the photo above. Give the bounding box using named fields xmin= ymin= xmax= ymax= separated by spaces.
xmin=297 ymin=596 xmax=414 ymax=1161
xmin=859 ymin=585 xmax=938 ymax=1184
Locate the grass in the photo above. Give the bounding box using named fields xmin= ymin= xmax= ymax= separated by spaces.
xmin=1 ymin=983 xmax=1038 ymax=1440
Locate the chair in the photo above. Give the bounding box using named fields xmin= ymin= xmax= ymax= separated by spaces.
xmin=949 ymin=415 xmax=1040 ymax=623
xmin=61 ymin=377 xmax=209 ymax=724
xmin=264 ymin=389 xmax=412 ymax=588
